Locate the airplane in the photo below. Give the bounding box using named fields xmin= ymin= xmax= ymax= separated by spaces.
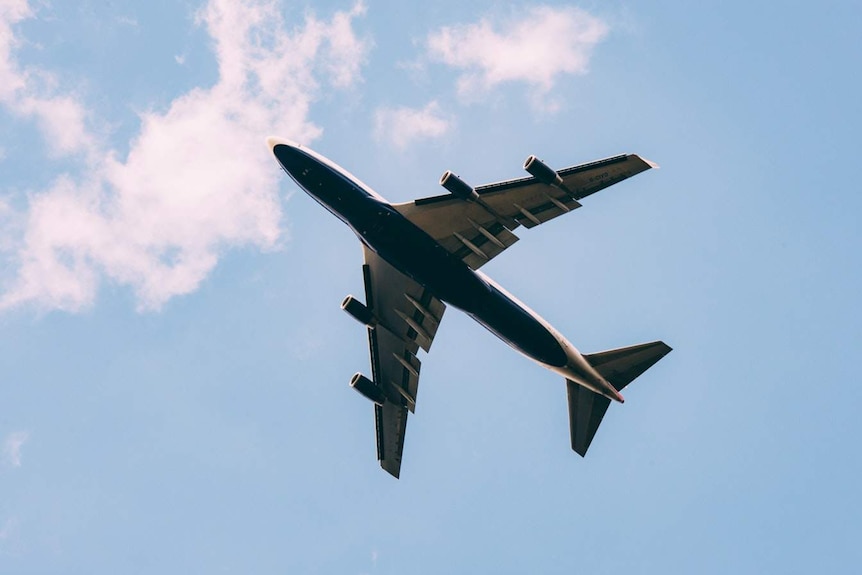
xmin=268 ymin=136 xmax=671 ymax=478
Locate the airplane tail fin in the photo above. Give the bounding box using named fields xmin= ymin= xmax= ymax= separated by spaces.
xmin=567 ymin=341 xmax=671 ymax=456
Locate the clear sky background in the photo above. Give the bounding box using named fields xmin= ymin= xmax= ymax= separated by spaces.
xmin=1 ymin=0 xmax=860 ymax=573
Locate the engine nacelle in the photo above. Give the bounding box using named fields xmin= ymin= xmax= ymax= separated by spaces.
xmin=440 ymin=170 xmax=479 ymax=201
xmin=341 ymin=295 xmax=377 ymax=327
xmin=350 ymin=373 xmax=386 ymax=406
xmin=524 ymin=155 xmax=563 ymax=187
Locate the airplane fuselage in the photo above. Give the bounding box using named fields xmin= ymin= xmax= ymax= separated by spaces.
xmin=271 ymin=140 xmax=623 ymax=402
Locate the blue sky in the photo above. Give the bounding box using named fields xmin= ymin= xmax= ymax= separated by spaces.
xmin=1 ymin=0 xmax=860 ymax=572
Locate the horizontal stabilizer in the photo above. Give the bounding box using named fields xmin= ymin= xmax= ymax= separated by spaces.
xmin=584 ymin=341 xmax=672 ymax=392
xmin=567 ymin=340 xmax=671 ymax=456
xmin=567 ymin=381 xmax=611 ymax=456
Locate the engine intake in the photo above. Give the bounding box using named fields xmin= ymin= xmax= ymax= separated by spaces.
xmin=524 ymin=155 xmax=563 ymax=187
xmin=341 ymin=295 xmax=377 ymax=327
xmin=440 ymin=170 xmax=479 ymax=201
xmin=350 ymin=373 xmax=386 ymax=405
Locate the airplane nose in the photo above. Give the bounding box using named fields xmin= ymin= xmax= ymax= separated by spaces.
xmin=266 ymin=136 xmax=300 ymax=152
xmin=267 ymin=138 xmax=309 ymax=179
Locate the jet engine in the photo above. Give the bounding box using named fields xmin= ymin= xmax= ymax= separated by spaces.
xmin=341 ymin=295 xmax=377 ymax=327
xmin=440 ymin=170 xmax=479 ymax=201
xmin=524 ymin=155 xmax=563 ymax=187
xmin=350 ymin=373 xmax=386 ymax=405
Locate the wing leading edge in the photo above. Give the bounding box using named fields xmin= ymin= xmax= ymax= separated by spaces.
xmin=360 ymin=247 xmax=446 ymax=478
xmin=393 ymin=153 xmax=656 ymax=270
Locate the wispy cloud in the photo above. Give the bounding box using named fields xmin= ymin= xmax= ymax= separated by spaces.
xmin=0 ymin=516 xmax=18 ymax=540
xmin=0 ymin=0 xmax=97 ymax=160
xmin=0 ymin=516 xmax=21 ymax=557
xmin=0 ymin=0 xmax=32 ymax=101
xmin=0 ymin=0 xmax=370 ymax=312
xmin=2 ymin=431 xmax=28 ymax=467
xmin=426 ymin=5 xmax=608 ymax=110
xmin=115 ymin=15 xmax=138 ymax=28
xmin=374 ymin=101 xmax=453 ymax=149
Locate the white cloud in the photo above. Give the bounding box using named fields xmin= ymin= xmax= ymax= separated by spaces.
xmin=0 ymin=0 xmax=370 ymax=312
xmin=116 ymin=15 xmax=138 ymax=28
xmin=0 ymin=518 xmax=11 ymax=537
xmin=0 ymin=516 xmax=21 ymax=557
xmin=2 ymin=431 xmax=28 ymax=467
xmin=0 ymin=517 xmax=18 ymax=540
xmin=374 ymin=101 xmax=452 ymax=149
xmin=0 ymin=1 xmax=97 ymax=159
xmin=426 ymin=5 xmax=608 ymax=109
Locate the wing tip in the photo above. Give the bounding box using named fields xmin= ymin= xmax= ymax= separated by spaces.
xmin=381 ymin=459 xmax=401 ymax=479
xmin=571 ymin=439 xmax=589 ymax=457
xmin=641 ymin=156 xmax=660 ymax=170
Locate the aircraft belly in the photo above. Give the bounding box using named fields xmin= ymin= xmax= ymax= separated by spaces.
xmin=363 ymin=216 xmax=487 ymax=310
xmin=468 ymin=292 xmax=568 ymax=368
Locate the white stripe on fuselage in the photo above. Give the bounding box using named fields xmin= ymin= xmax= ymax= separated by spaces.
xmin=476 ymin=271 xmax=620 ymax=400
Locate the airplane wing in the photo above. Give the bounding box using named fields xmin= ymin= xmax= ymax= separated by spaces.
xmin=393 ymin=154 xmax=656 ymax=269
xmin=360 ymin=246 xmax=446 ymax=478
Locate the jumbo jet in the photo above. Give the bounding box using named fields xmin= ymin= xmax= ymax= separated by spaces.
xmin=268 ymin=137 xmax=671 ymax=478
